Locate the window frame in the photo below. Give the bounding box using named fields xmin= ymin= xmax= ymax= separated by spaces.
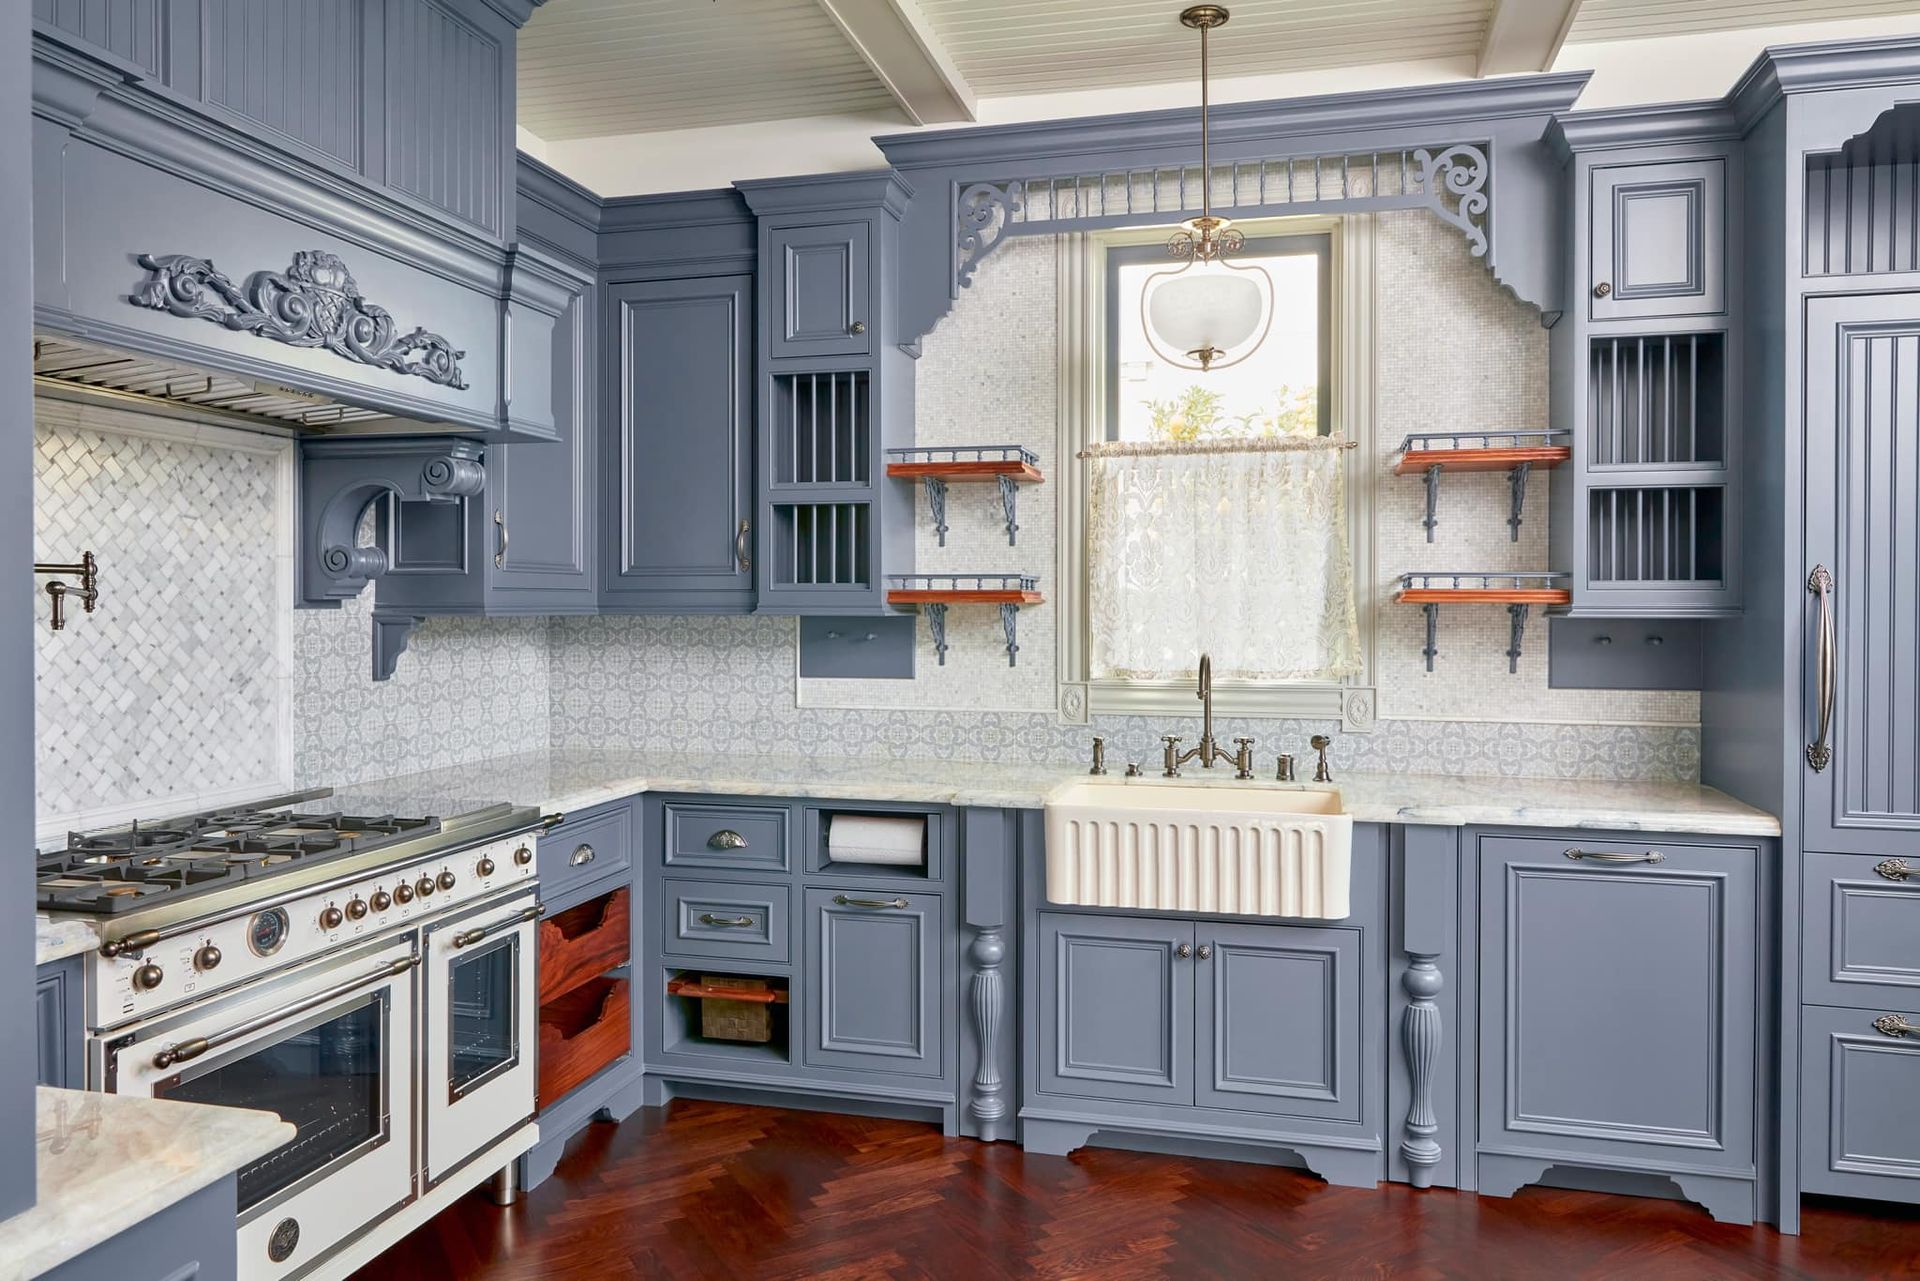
xmin=1053 ymin=215 xmax=1379 ymax=729
xmin=1103 ymin=232 xmax=1335 ymax=443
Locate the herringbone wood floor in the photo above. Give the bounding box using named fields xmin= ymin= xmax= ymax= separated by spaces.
xmin=354 ymin=1100 xmax=1919 ymax=1280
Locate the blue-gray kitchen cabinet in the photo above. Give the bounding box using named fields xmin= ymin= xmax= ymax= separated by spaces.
xmin=1589 ymin=158 xmax=1727 ymax=321
xmin=767 ymin=221 xmax=874 ymax=360
xmin=1472 ymin=830 xmax=1762 ymax=1223
xmin=1196 ymin=921 xmax=1362 ymax=1124
xmin=802 ymin=886 xmax=943 ymax=1078
xmin=34 ymin=957 xmax=82 ymax=1090
xmin=1799 ymin=1001 xmax=1920 ymax=1203
xmin=598 ymin=273 xmax=757 ymax=613
xmin=42 ymin=1174 xmax=239 ymax=1281
xmin=1035 ymin=912 xmax=1193 ymax=1106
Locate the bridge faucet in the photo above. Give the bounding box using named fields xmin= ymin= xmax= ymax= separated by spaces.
xmin=1163 ymin=653 xmax=1244 ymax=776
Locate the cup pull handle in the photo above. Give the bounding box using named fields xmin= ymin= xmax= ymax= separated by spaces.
xmin=569 ymin=844 xmax=595 ymax=866
xmin=707 ymin=830 xmax=748 ymax=850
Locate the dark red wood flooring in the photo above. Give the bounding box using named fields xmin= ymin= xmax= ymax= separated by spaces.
xmin=354 ymin=1100 xmax=1920 ymax=1280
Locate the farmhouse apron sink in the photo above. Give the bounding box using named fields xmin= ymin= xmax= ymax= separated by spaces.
xmin=1043 ymin=780 xmax=1353 ymax=920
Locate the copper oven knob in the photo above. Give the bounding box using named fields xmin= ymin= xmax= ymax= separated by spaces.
xmin=416 ymin=875 xmax=435 ymax=898
xmin=393 ymin=882 xmax=414 ymax=905
xmin=132 ymin=962 xmax=164 ymax=992
xmin=513 ymin=844 xmax=533 ymax=867
xmin=319 ymin=904 xmax=344 ymax=930
xmin=436 ymin=869 xmax=457 ymax=892
xmin=370 ymin=889 xmax=392 ymax=912
xmin=192 ymin=945 xmax=221 ymax=972
xmin=475 ymin=855 xmax=496 ymax=877
xmin=345 ymin=897 xmax=369 ymax=921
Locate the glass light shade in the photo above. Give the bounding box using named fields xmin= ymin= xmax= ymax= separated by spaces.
xmin=1145 ymin=265 xmax=1265 ymax=359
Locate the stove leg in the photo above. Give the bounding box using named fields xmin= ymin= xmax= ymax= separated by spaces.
xmin=486 ymin=1162 xmax=521 ymax=1206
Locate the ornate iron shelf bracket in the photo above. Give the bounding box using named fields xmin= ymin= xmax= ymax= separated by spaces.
xmin=998 ymin=474 xmax=1020 ymax=546
xmin=1422 ymin=463 xmax=1442 ymax=543
xmin=923 ymin=477 xmax=950 ymax=546
xmin=925 ymin=602 xmax=950 ymax=665
xmin=1422 ymin=603 xmax=1440 ymax=672
xmin=1506 ymin=603 xmax=1530 ymax=674
xmin=1000 ymin=603 xmax=1021 ymax=667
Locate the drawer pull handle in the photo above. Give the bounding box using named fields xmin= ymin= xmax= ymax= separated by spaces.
xmin=698 ymin=913 xmax=755 ymax=928
xmin=834 ymin=895 xmax=908 ymax=910
xmin=707 ymin=830 xmax=748 ymax=850
xmin=1873 ymin=1014 xmax=1917 ymax=1038
xmin=1809 ymin=565 xmax=1836 ymax=772
xmin=1875 ymin=858 xmax=1913 ymax=882
xmin=570 ymin=844 xmax=596 ymax=866
xmin=1564 ymin=848 xmax=1664 ymax=865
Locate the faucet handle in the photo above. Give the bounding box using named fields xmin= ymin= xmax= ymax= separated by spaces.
xmin=1309 ymin=734 xmax=1334 ymax=783
xmin=1162 ymin=735 xmax=1183 ymax=778
xmin=1233 ymin=737 xmax=1255 ymax=781
xmin=1275 ymin=753 xmax=1296 ymax=782
xmin=1089 ymin=735 xmax=1107 ymax=776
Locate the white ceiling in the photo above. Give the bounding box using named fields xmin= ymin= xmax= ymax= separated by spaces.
xmin=518 ymin=0 xmax=1920 ymax=147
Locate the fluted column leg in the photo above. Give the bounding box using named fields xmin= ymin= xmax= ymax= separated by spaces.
xmin=1401 ymin=951 xmax=1444 ymax=1187
xmin=968 ymin=926 xmax=1009 ymax=1139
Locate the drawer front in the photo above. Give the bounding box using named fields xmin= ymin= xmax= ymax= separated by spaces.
xmin=539 ymin=886 xmax=632 ymax=1005
xmin=663 ymin=877 xmax=791 ymax=962
xmin=1476 ymin=831 xmax=1758 ymax=1170
xmin=663 ymin=800 xmax=791 ymax=873
xmin=1801 ymin=1002 xmax=1920 ymax=1203
xmin=539 ymin=975 xmax=633 ymax=1109
xmin=1805 ymin=852 xmax=1920 ymax=1009
xmin=539 ymin=801 xmax=635 ymax=901
xmin=802 ymin=887 xmax=943 ymax=1078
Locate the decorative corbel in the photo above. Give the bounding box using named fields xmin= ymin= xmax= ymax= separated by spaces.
xmin=298 ymin=438 xmax=486 ymax=608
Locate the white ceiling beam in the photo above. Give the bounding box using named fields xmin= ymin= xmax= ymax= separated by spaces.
xmin=1478 ymin=0 xmax=1585 ymax=76
xmin=812 ymin=0 xmax=977 ymax=125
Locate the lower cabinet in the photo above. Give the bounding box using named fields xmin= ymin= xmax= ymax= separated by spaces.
xmin=1473 ymin=830 xmax=1762 ymax=1221
xmin=1035 ymin=912 xmax=1367 ymax=1125
xmin=1800 ymin=1002 xmax=1920 ymax=1203
xmin=35 ymin=956 xmax=83 ymax=1088
xmin=802 ymin=887 xmax=942 ymax=1079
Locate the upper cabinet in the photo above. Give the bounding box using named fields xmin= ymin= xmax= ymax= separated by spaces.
xmin=769 ymin=221 xmax=874 ymax=360
xmin=600 ymin=274 xmax=756 ymax=612
xmin=1590 ymin=159 xmax=1727 ymax=322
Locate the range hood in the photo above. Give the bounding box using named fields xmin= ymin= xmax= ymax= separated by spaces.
xmin=32 ymin=334 xmax=447 ymax=435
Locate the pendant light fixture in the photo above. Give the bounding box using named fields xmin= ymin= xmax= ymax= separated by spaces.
xmin=1140 ymin=5 xmax=1274 ymax=373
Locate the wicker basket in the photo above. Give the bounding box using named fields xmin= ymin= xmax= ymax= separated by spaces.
xmin=699 ymin=975 xmax=772 ymax=1043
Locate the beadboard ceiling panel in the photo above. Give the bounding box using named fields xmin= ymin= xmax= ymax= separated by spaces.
xmin=518 ymin=0 xmax=906 ymax=140
xmin=1566 ymin=0 xmax=1920 ymax=43
xmin=914 ymin=0 xmax=1492 ymax=95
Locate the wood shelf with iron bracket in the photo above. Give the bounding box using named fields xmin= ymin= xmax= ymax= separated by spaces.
xmin=885 ymin=574 xmax=1043 ymax=667
xmin=1394 ymin=571 xmax=1571 ymax=674
xmin=1394 ymin=430 xmax=1571 ymax=543
xmin=885 ymin=446 xmax=1043 ymax=546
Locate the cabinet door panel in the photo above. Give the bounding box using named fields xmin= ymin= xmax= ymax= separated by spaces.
xmin=603 ymin=275 xmax=754 ymax=610
xmin=1801 ymin=1002 xmax=1920 ymax=1203
xmin=1804 ymin=294 xmax=1920 ymax=855
xmin=770 ymin=221 xmax=870 ymax=359
xmin=492 ymin=278 xmax=591 ymax=595
xmin=1195 ymin=922 xmax=1361 ymax=1122
xmin=1477 ymin=835 xmax=1756 ymax=1169
xmin=1805 ymin=851 xmax=1920 ymax=1008
xmin=1590 ymin=159 xmax=1724 ymax=320
xmin=803 ymin=888 xmax=941 ymax=1077
xmin=1036 ymin=912 xmax=1193 ymax=1106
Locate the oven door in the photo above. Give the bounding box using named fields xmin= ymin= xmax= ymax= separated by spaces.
xmin=422 ymin=889 xmax=539 ymax=1183
xmin=103 ymin=934 xmax=417 ymax=1281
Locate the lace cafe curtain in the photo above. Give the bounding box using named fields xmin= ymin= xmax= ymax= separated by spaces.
xmin=1086 ymin=437 xmax=1362 ymax=682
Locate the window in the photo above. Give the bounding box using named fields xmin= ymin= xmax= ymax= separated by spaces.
xmin=1106 ymin=234 xmax=1332 ymax=444
xmin=1055 ymin=217 xmax=1377 ymax=726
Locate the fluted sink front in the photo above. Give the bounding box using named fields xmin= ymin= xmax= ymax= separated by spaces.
xmin=1043 ymin=780 xmax=1352 ymax=920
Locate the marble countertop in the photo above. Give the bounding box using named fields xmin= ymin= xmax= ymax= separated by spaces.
xmin=34 ymin=915 xmax=95 ymax=966
xmin=327 ymin=748 xmax=1782 ymax=839
xmin=0 ymin=1087 xmax=290 ymax=1281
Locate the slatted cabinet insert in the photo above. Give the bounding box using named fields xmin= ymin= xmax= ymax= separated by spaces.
xmin=1588 ymin=334 xmax=1725 ymax=467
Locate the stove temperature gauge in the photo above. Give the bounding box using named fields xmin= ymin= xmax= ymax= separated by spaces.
xmin=248 ymin=907 xmax=290 ymax=957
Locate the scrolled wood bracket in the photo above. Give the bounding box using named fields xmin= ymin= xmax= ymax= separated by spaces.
xmin=298 ymin=437 xmax=486 ymax=609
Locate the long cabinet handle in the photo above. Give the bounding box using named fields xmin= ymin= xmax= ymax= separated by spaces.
xmin=1873 ymin=1014 xmax=1917 ymax=1039
xmin=153 ymin=953 xmax=419 ymax=1070
xmin=834 ymin=895 xmax=909 ymax=909
xmin=736 ymin=519 xmax=751 ymax=572
xmin=1564 ymin=848 xmax=1665 ymax=865
xmin=698 ymin=913 xmax=755 ymax=928
xmin=1809 ymin=565 xmax=1835 ymax=772
xmin=454 ymin=904 xmax=542 ymax=949
xmin=494 ymin=510 xmax=509 ymax=570
xmin=1876 ymin=858 xmax=1915 ymax=882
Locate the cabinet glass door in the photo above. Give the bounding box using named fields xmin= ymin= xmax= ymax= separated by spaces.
xmin=448 ymin=936 xmax=520 ymax=1102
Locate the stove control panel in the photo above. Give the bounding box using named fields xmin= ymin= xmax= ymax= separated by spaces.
xmin=90 ymin=831 xmax=539 ymax=1029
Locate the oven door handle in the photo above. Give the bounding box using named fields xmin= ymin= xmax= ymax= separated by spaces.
xmin=452 ymin=903 xmax=543 ymax=949
xmin=151 ymin=953 xmax=419 ymax=1071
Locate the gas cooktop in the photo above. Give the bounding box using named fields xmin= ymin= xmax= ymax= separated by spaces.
xmin=37 ymin=794 xmax=442 ymax=914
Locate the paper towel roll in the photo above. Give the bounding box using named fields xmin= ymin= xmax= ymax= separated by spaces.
xmin=827 ymin=814 xmax=926 ymax=866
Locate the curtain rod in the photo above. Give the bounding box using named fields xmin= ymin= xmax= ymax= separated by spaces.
xmin=1076 ymin=435 xmax=1359 ymax=460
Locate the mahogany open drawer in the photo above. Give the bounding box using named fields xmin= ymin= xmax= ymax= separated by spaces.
xmin=538 ymin=974 xmax=632 ymax=1108
xmin=539 ymin=887 xmax=631 ymax=1005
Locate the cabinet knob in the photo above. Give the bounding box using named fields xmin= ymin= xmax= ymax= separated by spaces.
xmin=1197 ymin=943 xmax=1213 ymax=960
xmin=849 ymin=320 xmax=866 ymax=335
xmin=1175 ymin=942 xmax=1193 ymax=960
xmin=1593 ymin=281 xmax=1612 ymax=298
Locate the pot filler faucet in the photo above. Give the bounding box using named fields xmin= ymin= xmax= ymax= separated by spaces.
xmin=1163 ymin=653 xmax=1256 ymax=779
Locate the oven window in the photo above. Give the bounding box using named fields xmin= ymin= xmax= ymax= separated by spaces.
xmin=449 ymin=937 xmax=519 ymax=1101
xmin=157 ymin=995 xmax=386 ymax=1214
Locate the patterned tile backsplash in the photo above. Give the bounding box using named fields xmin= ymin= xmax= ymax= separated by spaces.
xmin=33 ymin=210 xmax=1703 ymax=820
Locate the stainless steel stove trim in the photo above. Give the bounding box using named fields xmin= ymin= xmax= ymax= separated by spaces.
xmin=150 ymin=952 xmax=419 ymax=1071
xmin=442 ymin=932 xmax=523 ymax=1107
xmin=81 ymin=806 xmax=542 ymax=956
